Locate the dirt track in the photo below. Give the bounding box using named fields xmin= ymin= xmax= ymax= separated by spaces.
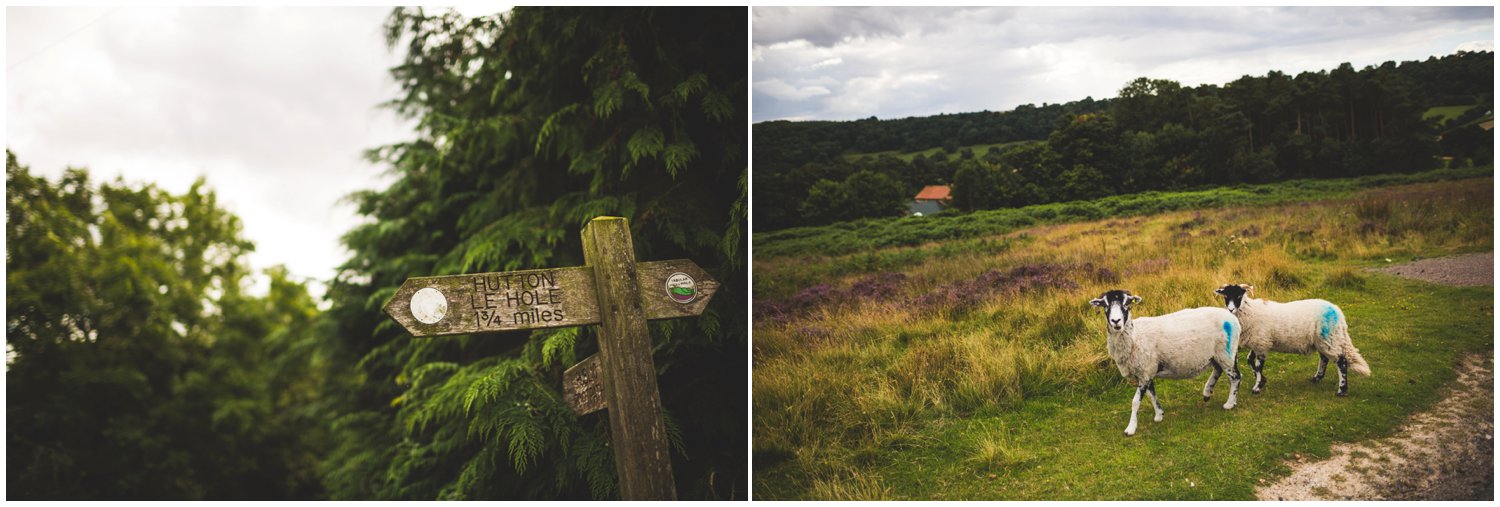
xmin=1255 ymin=354 xmax=1493 ymax=500
xmin=1256 ymin=253 xmax=1495 ymax=500
xmin=1369 ymin=251 xmax=1492 ymax=286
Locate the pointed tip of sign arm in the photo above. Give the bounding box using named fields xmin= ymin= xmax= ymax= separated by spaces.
xmin=381 ymin=285 xmax=412 ymax=336
xmin=634 ymin=259 xmax=720 ymax=320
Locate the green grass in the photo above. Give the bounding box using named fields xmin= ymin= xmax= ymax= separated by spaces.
xmin=752 ymin=176 xmax=1494 ymax=500
xmin=756 ymin=277 xmax=1491 ymax=500
xmin=842 ymin=140 xmax=1039 ymax=163
xmin=1424 ymin=104 xmax=1493 ymax=130
xmin=875 ymin=280 xmax=1483 ymax=499
xmin=754 ymin=166 xmax=1493 ymax=262
xmin=1423 ymin=105 xmax=1479 ymax=123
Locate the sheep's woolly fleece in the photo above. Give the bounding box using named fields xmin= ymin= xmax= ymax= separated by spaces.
xmin=1106 ymin=307 xmax=1239 ymax=384
xmin=1234 ymin=297 xmax=1370 ymax=376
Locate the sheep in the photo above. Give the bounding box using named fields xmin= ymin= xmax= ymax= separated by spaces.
xmin=1213 ymin=284 xmax=1370 ymax=396
xmin=1090 ymin=289 xmax=1242 ymax=437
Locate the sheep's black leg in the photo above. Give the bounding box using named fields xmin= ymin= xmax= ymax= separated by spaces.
xmin=1313 ymin=353 xmax=1329 ymax=382
xmin=1251 ymin=352 xmax=1267 ymax=394
xmin=1256 ymin=354 xmax=1264 ymax=391
xmin=1144 ymin=379 xmax=1163 ymax=422
xmin=1202 ymin=360 xmax=1223 ymax=401
xmin=1336 ymin=355 xmax=1349 ymax=396
xmin=1224 ymin=358 xmax=1241 ymax=409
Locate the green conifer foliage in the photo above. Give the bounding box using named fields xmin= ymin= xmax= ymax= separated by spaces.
xmin=318 ymin=8 xmax=746 ymax=499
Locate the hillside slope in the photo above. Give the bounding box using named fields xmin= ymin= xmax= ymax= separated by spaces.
xmin=752 ymin=175 xmax=1493 ymax=500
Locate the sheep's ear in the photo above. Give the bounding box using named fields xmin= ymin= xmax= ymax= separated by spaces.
xmin=1127 ymin=295 xmax=1142 ymax=305
xmin=1089 ymin=298 xmax=1106 ymax=307
xmin=1213 ymin=286 xmax=1226 ymax=296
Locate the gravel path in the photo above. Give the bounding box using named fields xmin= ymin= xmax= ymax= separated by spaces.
xmin=1257 ymin=252 xmax=1495 ymax=501
xmin=1255 ymin=354 xmax=1493 ymax=500
xmin=1369 ymin=251 xmax=1493 ymax=286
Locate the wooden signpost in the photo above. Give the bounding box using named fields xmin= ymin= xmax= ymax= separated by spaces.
xmin=382 ymin=216 xmax=719 ymax=501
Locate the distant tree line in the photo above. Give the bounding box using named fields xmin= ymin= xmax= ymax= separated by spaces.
xmin=754 ymin=51 xmax=1493 ymax=231
xmin=755 ymin=100 xmax=1110 ymax=228
xmin=753 ymin=99 xmax=1111 ymax=175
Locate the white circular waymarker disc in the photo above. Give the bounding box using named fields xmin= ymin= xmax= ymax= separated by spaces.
xmin=665 ymin=272 xmax=696 ymax=304
xmin=411 ymin=287 xmax=448 ymax=324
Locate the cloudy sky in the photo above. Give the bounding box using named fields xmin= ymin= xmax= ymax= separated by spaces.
xmin=753 ymin=6 xmax=1494 ymax=122
xmin=7 ymin=7 xmax=420 ymax=298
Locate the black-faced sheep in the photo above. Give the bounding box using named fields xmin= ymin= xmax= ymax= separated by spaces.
xmin=1214 ymin=284 xmax=1370 ymax=396
xmin=1091 ymin=289 xmax=1242 ymax=437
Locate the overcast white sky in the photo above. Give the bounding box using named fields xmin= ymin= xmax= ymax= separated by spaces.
xmin=752 ymin=6 xmax=1494 ymax=122
xmin=6 ymin=7 xmax=420 ymax=299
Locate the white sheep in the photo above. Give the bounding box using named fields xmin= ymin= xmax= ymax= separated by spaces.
xmin=1214 ymin=284 xmax=1371 ymax=396
xmin=1090 ymin=289 xmax=1242 ymax=437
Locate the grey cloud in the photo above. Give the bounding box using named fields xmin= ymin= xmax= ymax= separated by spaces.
xmin=753 ymin=6 xmax=1494 ymax=122
xmin=8 ymin=7 xmax=414 ymax=289
xmin=752 ymin=7 xmax=1006 ymax=47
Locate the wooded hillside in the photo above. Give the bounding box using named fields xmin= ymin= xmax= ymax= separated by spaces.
xmin=754 ymin=51 xmax=1493 ymax=231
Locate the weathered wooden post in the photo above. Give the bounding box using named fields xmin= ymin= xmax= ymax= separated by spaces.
xmin=580 ymin=216 xmax=675 ymax=500
xmin=381 ymin=216 xmax=717 ymax=500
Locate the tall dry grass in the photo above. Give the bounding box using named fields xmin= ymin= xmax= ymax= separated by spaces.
xmin=753 ymin=178 xmax=1492 ymax=497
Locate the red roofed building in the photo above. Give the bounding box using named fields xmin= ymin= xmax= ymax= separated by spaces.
xmin=914 ymin=185 xmax=951 ymax=200
xmin=909 ymin=185 xmax=951 ymax=216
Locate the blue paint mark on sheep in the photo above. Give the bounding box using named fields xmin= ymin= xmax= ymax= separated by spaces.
xmin=1319 ymin=305 xmax=1339 ymax=344
xmin=1223 ymin=321 xmax=1234 ymax=357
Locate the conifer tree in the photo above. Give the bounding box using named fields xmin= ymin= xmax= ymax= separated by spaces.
xmin=317 ymin=7 xmax=747 ymax=499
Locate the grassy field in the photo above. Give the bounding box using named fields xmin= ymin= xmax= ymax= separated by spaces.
xmin=751 ymin=174 xmax=1494 ymax=500
xmin=1423 ymin=104 xmax=1479 ymax=122
xmin=1424 ymin=104 xmax=1493 ymax=130
xmin=754 ymin=166 xmax=1492 ymax=275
